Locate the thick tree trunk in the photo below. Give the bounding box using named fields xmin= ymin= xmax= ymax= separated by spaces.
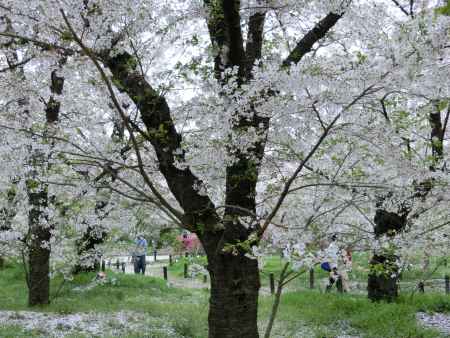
xmin=367 ymin=209 xmax=406 ymax=302
xmin=27 ymin=189 xmax=51 ymax=306
xmin=28 ymin=230 xmax=51 ymax=305
xmin=367 ymin=254 xmax=399 ymax=302
xmin=207 ymin=252 xmax=260 ymax=338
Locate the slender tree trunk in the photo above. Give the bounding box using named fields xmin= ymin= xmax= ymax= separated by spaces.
xmin=207 ymin=252 xmax=260 ymax=338
xmin=264 ymin=263 xmax=291 ymax=338
xmin=264 ymin=279 xmax=282 ymax=338
xmin=26 ymin=67 xmax=64 ymax=306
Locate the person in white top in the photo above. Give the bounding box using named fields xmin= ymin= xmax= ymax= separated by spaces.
xmin=324 ymin=235 xmax=352 ymax=293
xmin=325 ymin=234 xmax=340 ymax=292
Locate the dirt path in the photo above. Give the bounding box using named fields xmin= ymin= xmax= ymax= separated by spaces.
xmin=107 ymin=259 xmax=209 ymax=289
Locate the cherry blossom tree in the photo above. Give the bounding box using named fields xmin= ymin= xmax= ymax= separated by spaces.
xmin=0 ymin=0 xmax=449 ymax=337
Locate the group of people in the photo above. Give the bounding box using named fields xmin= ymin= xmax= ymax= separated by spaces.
xmin=321 ymin=234 xmax=352 ymax=292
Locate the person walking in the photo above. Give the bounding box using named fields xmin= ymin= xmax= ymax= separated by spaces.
xmin=133 ymin=234 xmax=148 ymax=274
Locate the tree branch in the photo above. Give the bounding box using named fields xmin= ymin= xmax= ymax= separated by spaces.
xmin=282 ymin=12 xmax=342 ymax=67
xmin=60 ymin=10 xmax=185 ymax=224
xmin=259 ymin=83 xmax=380 ymax=237
xmin=204 ymin=0 xmax=245 ymax=80
xmin=243 ymin=2 xmax=266 ymax=78
xmin=391 ymin=0 xmax=411 ymax=17
xmin=0 ymin=31 xmax=75 ymax=55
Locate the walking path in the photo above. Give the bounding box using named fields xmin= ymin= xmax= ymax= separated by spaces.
xmin=106 ymin=255 xmax=209 ymax=289
xmin=417 ymin=312 xmax=450 ymax=335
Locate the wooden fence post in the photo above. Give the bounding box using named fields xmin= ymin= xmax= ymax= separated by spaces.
xmin=309 ymin=268 xmax=314 ymax=289
xmin=336 ymin=276 xmax=343 ymax=293
xmin=184 ymin=263 xmax=188 ymax=278
xmin=445 ymin=275 xmax=449 ymax=295
xmin=418 ymin=281 xmax=425 ymax=293
xmin=163 ymin=266 xmax=168 ymax=281
xmin=269 ymin=273 xmax=275 ymax=295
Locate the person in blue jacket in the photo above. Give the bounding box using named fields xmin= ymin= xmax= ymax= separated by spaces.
xmin=133 ymin=234 xmax=148 ymax=274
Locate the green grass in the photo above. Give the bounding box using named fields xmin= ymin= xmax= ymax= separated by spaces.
xmin=0 ymin=260 xmax=209 ymax=337
xmin=167 ymin=255 xmax=208 ymax=279
xmin=260 ymin=291 xmax=448 ymax=338
xmin=0 ymin=259 xmax=449 ymax=337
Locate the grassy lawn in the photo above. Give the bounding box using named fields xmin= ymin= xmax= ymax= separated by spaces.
xmin=0 ymin=261 xmax=209 ymax=337
xmin=0 ymin=259 xmax=449 ymax=337
xmin=166 ymin=255 xmax=207 ymax=279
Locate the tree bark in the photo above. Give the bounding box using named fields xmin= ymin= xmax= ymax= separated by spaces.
xmin=206 ymin=250 xmax=260 ymax=338
xmin=368 ymin=253 xmax=399 ymax=302
xmin=0 ymin=184 xmax=17 ymax=271
xmin=367 ymin=208 xmax=406 ymax=302
xmin=27 ymin=187 xmax=51 ymax=306
xmin=26 ymin=67 xmax=64 ymax=306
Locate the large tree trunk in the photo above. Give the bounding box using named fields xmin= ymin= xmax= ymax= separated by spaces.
xmin=27 ymin=187 xmax=51 ymax=306
xmin=28 ymin=246 xmax=50 ymax=305
xmin=367 ymin=209 xmax=406 ymax=302
xmin=207 ymin=252 xmax=260 ymax=338
xmin=368 ymin=253 xmax=399 ymax=302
